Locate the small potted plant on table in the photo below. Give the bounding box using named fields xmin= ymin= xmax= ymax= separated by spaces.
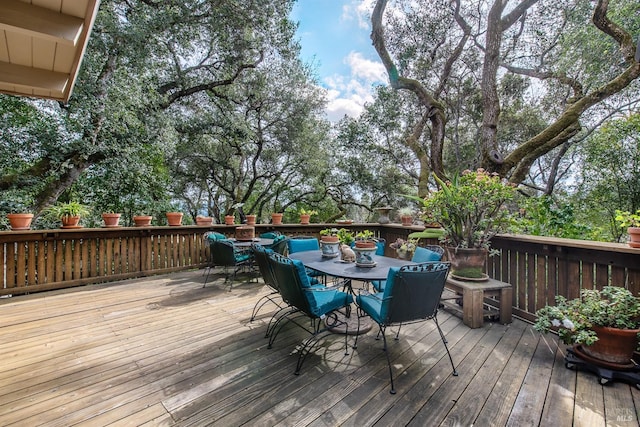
xmin=353 ymin=229 xmax=377 ymax=267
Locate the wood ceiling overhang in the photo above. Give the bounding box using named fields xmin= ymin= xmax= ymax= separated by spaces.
xmin=0 ymin=0 xmax=100 ymax=102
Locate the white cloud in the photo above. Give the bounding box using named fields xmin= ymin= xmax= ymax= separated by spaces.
xmin=321 ymin=50 xmax=387 ymax=122
xmin=341 ymin=0 xmax=376 ymax=29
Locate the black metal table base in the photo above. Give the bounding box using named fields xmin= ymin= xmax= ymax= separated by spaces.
xmin=564 ymin=347 xmax=640 ymax=389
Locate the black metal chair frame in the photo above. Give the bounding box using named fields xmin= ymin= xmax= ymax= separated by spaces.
xmin=354 ymin=262 xmax=458 ymax=394
xmin=204 ymin=239 xmax=253 ymax=290
xmin=266 ymin=253 xmax=352 ymax=374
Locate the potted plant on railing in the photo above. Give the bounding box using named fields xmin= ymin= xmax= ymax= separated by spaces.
xmin=397 ymin=207 xmax=414 ymax=226
xmin=3 ymin=201 xmax=34 ymax=230
xmin=615 ymin=209 xmax=640 ymax=248
xmin=414 ymin=169 xmax=518 ymax=281
xmin=45 ymin=201 xmax=91 ymax=229
xmin=299 ymin=208 xmax=318 ymax=225
xmin=534 ymin=286 xmax=640 ymax=369
xmin=101 ymin=212 xmax=122 ymax=228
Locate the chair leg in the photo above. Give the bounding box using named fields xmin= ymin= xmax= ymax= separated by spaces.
xmin=250 ymin=291 xmax=281 ymax=322
xmin=434 ymin=316 xmax=458 ymax=376
xmin=379 ymin=326 xmax=396 ymax=394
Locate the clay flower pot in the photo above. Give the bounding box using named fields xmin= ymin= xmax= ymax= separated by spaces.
xmin=224 ymin=215 xmax=235 ymax=225
xmin=166 ymin=212 xmax=183 ymax=226
xmin=195 ymin=216 xmax=214 ymax=226
xmin=245 ymin=214 xmax=257 ymax=225
xmin=299 ymin=214 xmax=311 ymax=225
xmin=7 ymin=213 xmax=34 ymax=230
xmin=133 ymin=215 xmax=153 ymax=227
xmin=102 ymin=213 xmax=121 ymax=228
xmin=627 ymin=227 xmax=640 ymax=248
xmin=61 ymin=215 xmax=81 ymax=229
xmin=271 ymin=213 xmax=283 ymax=225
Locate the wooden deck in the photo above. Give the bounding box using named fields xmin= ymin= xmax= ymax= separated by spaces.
xmin=1 ymin=269 xmax=639 ymax=426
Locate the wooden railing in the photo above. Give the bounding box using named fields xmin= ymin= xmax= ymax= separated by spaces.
xmin=2 ymin=224 xmax=639 ymax=322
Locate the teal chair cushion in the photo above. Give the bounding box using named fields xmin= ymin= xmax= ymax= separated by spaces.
xmin=307 ymin=288 xmax=354 ymax=318
xmin=290 ymin=258 xmax=313 ymax=288
xmin=207 ymin=232 xmax=227 ymax=242
xmin=411 ymin=246 xmax=443 ymax=263
xmin=357 ymin=267 xmax=399 ymax=323
xmin=287 ymin=238 xmax=320 ymax=253
xmin=260 ymin=232 xmax=280 ymax=239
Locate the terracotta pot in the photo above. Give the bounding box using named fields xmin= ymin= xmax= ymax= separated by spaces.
xmin=7 ymin=213 xmax=33 ymax=230
xmin=581 ymin=326 xmax=640 ymax=366
xmin=133 ymin=215 xmax=153 ymax=227
xmin=271 ymin=213 xmax=283 ymax=225
xmin=224 ymin=215 xmax=235 ymax=225
xmin=445 ymin=246 xmax=488 ymax=281
xmin=236 ymin=226 xmax=255 ymax=241
xmin=195 ymin=216 xmax=213 ymax=226
xmin=628 ymin=227 xmax=640 ymax=248
xmin=102 ymin=213 xmax=121 ymax=228
xmin=299 ymin=214 xmax=310 ymax=225
xmin=246 ymin=214 xmax=257 ymax=225
xmin=61 ymin=215 xmax=81 ymax=229
xmin=355 ymin=240 xmax=376 ymax=249
xmin=400 ymin=215 xmax=413 ymax=226
xmin=166 ymin=212 xmax=183 ymax=226
xmin=321 ymin=236 xmax=340 ymax=243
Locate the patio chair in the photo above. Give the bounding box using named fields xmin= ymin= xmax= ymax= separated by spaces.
xmin=267 ymin=234 xmax=289 ymax=255
xmin=355 ymin=262 xmax=457 ymax=394
xmin=287 ymin=237 xmax=325 ymax=280
xmin=202 ymin=231 xmax=228 ymax=279
xmin=372 ymin=245 xmax=444 ymax=292
xmin=266 ymin=252 xmax=354 ymax=374
xmin=204 ymin=239 xmax=253 ymax=290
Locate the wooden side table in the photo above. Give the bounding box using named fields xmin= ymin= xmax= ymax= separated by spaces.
xmin=444 ymin=277 xmax=513 ymax=328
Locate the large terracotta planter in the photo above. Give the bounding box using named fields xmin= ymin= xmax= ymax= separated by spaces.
xmin=271 ymin=213 xmax=283 ymax=225
xmin=102 ymin=213 xmax=121 ymax=228
xmin=580 ymin=326 xmax=640 ymax=367
xmin=133 ymin=215 xmax=153 ymax=227
xmin=166 ymin=212 xmax=183 ymax=226
xmin=627 ymin=227 xmax=640 ymax=248
xmin=445 ymin=246 xmax=488 ymax=281
xmin=7 ymin=213 xmax=33 ymax=230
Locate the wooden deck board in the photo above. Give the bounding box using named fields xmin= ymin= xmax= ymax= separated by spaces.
xmin=0 ymin=269 xmax=637 ymax=426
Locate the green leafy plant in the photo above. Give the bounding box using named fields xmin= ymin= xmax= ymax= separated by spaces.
xmin=299 ymin=208 xmax=318 ymax=216
xmin=389 ymin=238 xmax=418 ymax=258
xmin=355 ymin=229 xmax=375 ymax=241
xmin=337 ymin=228 xmax=354 ymax=246
xmin=414 ymin=169 xmax=518 ymax=249
xmin=45 ymin=201 xmax=91 ymax=219
xmin=615 ymin=209 xmax=640 ymax=228
xmin=533 ymin=286 xmax=640 ymax=347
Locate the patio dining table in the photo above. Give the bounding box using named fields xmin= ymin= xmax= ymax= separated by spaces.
xmin=288 ymin=250 xmax=413 ymax=283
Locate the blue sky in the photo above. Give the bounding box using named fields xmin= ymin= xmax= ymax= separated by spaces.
xmin=290 ymin=0 xmax=387 ymax=121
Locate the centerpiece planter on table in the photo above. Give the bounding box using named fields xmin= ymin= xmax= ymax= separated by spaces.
xmin=409 ymin=169 xmax=517 ymax=282
xmin=319 ymin=228 xmax=340 ymax=258
xmin=353 ymin=230 xmax=377 ymax=267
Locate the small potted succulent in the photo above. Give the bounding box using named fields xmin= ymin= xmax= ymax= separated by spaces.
xmin=353 ymin=229 xmax=377 ymax=266
xmin=299 ymin=208 xmax=318 ymax=225
xmin=534 ymin=286 xmax=640 ymax=367
xmin=389 ymin=238 xmax=418 ymax=260
xmin=397 ymin=207 xmax=414 ymax=226
xmin=615 ymin=209 xmax=640 ymax=248
xmin=319 ymin=228 xmax=340 ymax=257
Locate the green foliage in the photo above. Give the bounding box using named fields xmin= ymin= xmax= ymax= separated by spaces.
xmin=534 ymin=287 xmax=640 ymax=347
xmin=417 ymin=169 xmax=518 ymax=249
xmin=615 ymin=210 xmax=640 ymax=228
xmin=337 ymin=228 xmax=355 ymax=246
xmin=355 ymin=229 xmax=375 ymax=241
xmin=44 ymin=202 xmax=91 ymax=219
xmin=515 ymin=196 xmax=591 ymax=239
